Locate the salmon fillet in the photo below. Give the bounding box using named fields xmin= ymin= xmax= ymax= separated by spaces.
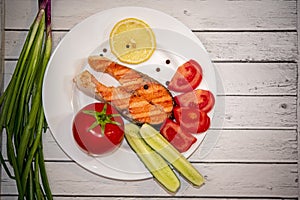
xmin=74 ymin=56 xmax=174 ymax=125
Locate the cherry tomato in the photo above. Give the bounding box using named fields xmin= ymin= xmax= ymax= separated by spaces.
xmin=160 ymin=118 xmax=197 ymax=152
xmin=168 ymin=59 xmax=203 ymax=92
xmin=72 ymin=103 xmax=124 ymax=155
xmin=173 ymin=106 xmax=210 ymax=134
xmin=174 ymin=89 xmax=215 ymax=113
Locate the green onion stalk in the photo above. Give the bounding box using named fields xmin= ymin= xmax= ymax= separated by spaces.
xmin=0 ymin=0 xmax=53 ymax=199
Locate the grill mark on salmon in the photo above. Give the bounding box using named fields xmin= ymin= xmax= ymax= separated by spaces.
xmin=74 ymin=56 xmax=174 ymax=125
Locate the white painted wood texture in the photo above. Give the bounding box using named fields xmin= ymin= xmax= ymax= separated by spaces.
xmin=5 ymin=0 xmax=297 ymax=31
xmin=1 ymin=0 xmax=299 ymax=199
xmin=0 ymin=0 xmax=4 ymax=93
xmin=4 ymin=31 xmax=298 ymax=61
xmin=297 ymin=0 xmax=300 ymax=198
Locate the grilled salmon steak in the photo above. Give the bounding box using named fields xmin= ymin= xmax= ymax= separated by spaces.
xmin=74 ymin=56 xmax=174 ymax=125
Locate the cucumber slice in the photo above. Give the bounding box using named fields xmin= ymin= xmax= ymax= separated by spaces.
xmin=124 ymin=123 xmax=180 ymax=193
xmin=140 ymin=123 xmax=204 ymax=186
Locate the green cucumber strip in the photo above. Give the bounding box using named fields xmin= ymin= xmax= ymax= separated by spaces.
xmin=140 ymin=123 xmax=205 ymax=187
xmin=124 ymin=123 xmax=180 ymax=193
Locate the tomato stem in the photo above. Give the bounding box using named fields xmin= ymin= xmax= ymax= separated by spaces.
xmin=82 ymin=103 xmax=121 ymax=135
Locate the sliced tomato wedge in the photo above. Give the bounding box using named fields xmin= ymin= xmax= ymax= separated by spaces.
xmin=173 ymin=106 xmax=210 ymax=133
xmin=168 ymin=59 xmax=203 ymax=92
xmin=174 ymin=89 xmax=215 ymax=113
xmin=160 ymin=118 xmax=197 ymax=152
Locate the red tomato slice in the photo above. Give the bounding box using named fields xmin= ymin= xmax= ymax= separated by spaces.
xmin=72 ymin=103 xmax=124 ymax=155
xmin=168 ymin=59 xmax=203 ymax=92
xmin=160 ymin=118 xmax=197 ymax=152
xmin=174 ymin=89 xmax=215 ymax=113
xmin=173 ymin=106 xmax=210 ymax=134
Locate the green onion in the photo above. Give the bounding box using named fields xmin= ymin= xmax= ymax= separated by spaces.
xmin=0 ymin=0 xmax=53 ymax=199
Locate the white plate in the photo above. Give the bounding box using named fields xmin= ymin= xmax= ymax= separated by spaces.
xmin=42 ymin=7 xmax=217 ymax=180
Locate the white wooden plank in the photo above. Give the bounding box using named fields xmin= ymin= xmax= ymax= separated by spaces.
xmin=5 ymin=0 xmax=297 ymax=30
xmin=196 ymin=32 xmax=297 ymax=62
xmin=43 ymin=129 xmax=300 ymax=162
xmin=0 ymin=197 xmax=293 ymax=200
xmin=0 ymin=0 xmax=4 ymax=92
xmin=2 ymin=67 xmax=298 ymax=129
xmin=4 ymin=31 xmax=64 ymax=60
xmin=0 ymin=197 xmax=290 ymax=200
xmin=212 ymin=96 xmax=297 ymax=129
xmin=4 ymin=31 xmax=298 ymax=61
xmin=0 ymin=0 xmax=4 ymax=195
xmin=296 ymin=0 xmax=300 ymax=197
xmin=1 ymin=163 xmax=298 ymax=198
xmin=4 ymin=61 xmax=297 ymax=96
xmin=1 ymin=68 xmax=297 ymax=129
xmin=2 ymin=129 xmax=297 ymax=163
xmin=192 ymin=129 xmax=298 ymax=163
xmin=214 ymin=63 xmax=297 ymax=95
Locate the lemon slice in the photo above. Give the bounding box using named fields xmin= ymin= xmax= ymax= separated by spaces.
xmin=110 ymin=18 xmax=156 ymax=64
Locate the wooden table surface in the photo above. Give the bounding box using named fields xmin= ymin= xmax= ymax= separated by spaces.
xmin=1 ymin=0 xmax=299 ymax=199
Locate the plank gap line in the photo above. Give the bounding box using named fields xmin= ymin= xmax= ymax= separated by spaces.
xmin=192 ymin=29 xmax=297 ymax=33
xmin=4 ymin=58 xmax=297 ymax=64
xmin=4 ymin=28 xmax=298 ymax=33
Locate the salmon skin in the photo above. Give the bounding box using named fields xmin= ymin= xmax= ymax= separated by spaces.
xmin=74 ymin=56 xmax=174 ymax=125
